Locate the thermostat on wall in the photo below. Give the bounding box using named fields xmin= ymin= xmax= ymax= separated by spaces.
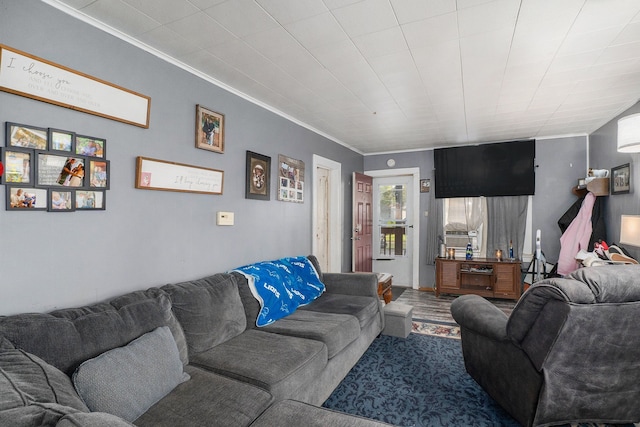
xmin=216 ymin=211 xmax=234 ymax=226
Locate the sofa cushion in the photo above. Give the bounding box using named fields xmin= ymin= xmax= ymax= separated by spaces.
xmin=0 ymin=348 xmax=88 ymax=413
xmin=262 ymin=310 xmax=360 ymax=358
xmin=57 ymin=412 xmax=135 ymax=426
xmin=0 ymin=290 xmax=181 ymax=375
xmin=163 ymin=273 xmax=247 ymax=354
xmin=300 ymin=293 xmax=379 ymax=329
xmin=190 ymin=329 xmax=327 ymax=401
xmin=135 ymin=365 xmax=273 ymax=427
xmin=72 ymin=326 xmax=189 ymax=422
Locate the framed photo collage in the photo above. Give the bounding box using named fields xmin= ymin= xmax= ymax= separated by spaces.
xmin=2 ymin=122 xmax=110 ymax=212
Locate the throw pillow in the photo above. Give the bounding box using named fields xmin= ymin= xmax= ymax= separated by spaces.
xmin=72 ymin=326 xmax=189 ymax=422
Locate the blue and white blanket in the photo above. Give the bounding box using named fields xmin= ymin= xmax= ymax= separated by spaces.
xmin=233 ymin=256 xmax=325 ymax=327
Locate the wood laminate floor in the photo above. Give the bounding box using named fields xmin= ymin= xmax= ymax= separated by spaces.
xmin=393 ymin=287 xmax=516 ymax=324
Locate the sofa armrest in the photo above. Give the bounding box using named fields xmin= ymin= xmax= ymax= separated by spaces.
xmin=322 ymin=272 xmax=378 ymax=298
xmin=450 ymin=294 xmax=509 ymax=341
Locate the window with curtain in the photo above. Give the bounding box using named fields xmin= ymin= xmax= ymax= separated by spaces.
xmin=443 ymin=197 xmax=487 ymax=257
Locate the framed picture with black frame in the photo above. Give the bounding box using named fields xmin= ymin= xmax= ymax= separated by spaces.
xmin=245 ymin=151 xmax=270 ymax=200
xmin=611 ymin=163 xmax=631 ymax=195
xmin=5 ymin=186 xmax=48 ymax=210
xmin=35 ymin=152 xmax=87 ymax=188
xmin=48 ymin=189 xmax=74 ymax=212
xmin=88 ymin=159 xmax=109 ymax=189
xmin=5 ymin=122 xmax=47 ymax=150
xmin=75 ymin=190 xmax=106 ymax=210
xmin=48 ymin=128 xmax=75 ymax=153
xmin=75 ymin=135 xmax=106 ymax=158
xmin=1 ymin=147 xmax=33 ymax=185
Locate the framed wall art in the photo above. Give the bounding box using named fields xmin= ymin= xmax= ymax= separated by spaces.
xmin=195 ymin=105 xmax=224 ymax=153
xmin=6 ymin=122 xmax=47 ymax=149
xmin=6 ymin=187 xmax=48 ymax=210
xmin=246 ymin=151 xmax=270 ymax=200
xmin=48 ymin=128 xmax=75 ymax=153
xmin=420 ymin=179 xmax=431 ymax=193
xmin=48 ymin=189 xmax=74 ymax=212
xmin=75 ymin=190 xmax=105 ymax=210
xmin=88 ymin=159 xmax=109 ymax=189
xmin=278 ymin=154 xmax=304 ymax=203
xmin=611 ymin=163 xmax=631 ymax=195
xmin=36 ymin=153 xmax=86 ymax=188
xmin=136 ymin=156 xmax=224 ymax=195
xmin=1 ymin=147 xmax=32 ymax=184
xmin=76 ymin=135 xmax=106 ymax=158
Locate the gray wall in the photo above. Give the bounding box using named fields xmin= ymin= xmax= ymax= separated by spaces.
xmin=364 ymin=137 xmax=588 ymax=287
xmin=589 ymin=102 xmax=640 ymax=261
xmin=0 ymin=1 xmax=363 ymax=315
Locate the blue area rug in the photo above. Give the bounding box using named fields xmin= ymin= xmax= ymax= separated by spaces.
xmin=323 ymin=332 xmax=519 ymax=426
xmin=323 ymin=332 xmax=639 ymax=427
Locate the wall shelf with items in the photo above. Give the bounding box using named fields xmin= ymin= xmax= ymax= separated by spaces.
xmin=572 ymin=177 xmax=609 ymax=197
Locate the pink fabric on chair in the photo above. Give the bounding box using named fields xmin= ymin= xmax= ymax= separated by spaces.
xmin=557 ymin=192 xmax=596 ymax=276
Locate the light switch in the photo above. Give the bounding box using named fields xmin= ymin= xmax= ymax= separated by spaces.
xmin=216 ymin=211 xmax=234 ymax=226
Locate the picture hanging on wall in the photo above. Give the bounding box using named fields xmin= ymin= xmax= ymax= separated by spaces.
xmin=6 ymin=122 xmax=47 ymax=150
xmin=75 ymin=190 xmax=105 ymax=210
xmin=76 ymin=135 xmax=106 ymax=158
xmin=246 ymin=151 xmax=270 ymax=200
xmin=48 ymin=189 xmax=74 ymax=212
xmin=1 ymin=147 xmax=32 ymax=185
xmin=48 ymin=128 xmax=75 ymax=153
xmin=6 ymin=187 xmax=48 ymax=210
xmin=88 ymin=159 xmax=109 ymax=189
xmin=420 ymin=179 xmax=431 ymax=193
xmin=611 ymin=163 xmax=631 ymax=195
xmin=36 ymin=153 xmax=86 ymax=188
xmin=195 ymin=105 xmax=224 ymax=153
xmin=278 ymin=154 xmax=304 ymax=203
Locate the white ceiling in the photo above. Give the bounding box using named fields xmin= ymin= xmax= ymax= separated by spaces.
xmin=46 ymin=0 xmax=640 ymax=154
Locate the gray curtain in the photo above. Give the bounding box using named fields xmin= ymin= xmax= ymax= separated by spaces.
xmin=425 ymin=173 xmax=443 ymax=265
xmin=486 ymin=196 xmax=529 ymax=259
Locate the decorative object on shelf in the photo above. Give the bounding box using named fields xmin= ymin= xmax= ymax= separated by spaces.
xmin=420 ymin=179 xmax=430 ymax=193
xmin=0 ymin=44 xmax=150 ymax=128
xmin=135 ymin=156 xmax=223 ymax=195
xmin=278 ymin=154 xmax=304 ymax=203
xmin=447 ymin=247 xmax=455 ymax=259
xmin=195 ymin=105 xmax=224 ymax=153
xmin=465 ymin=242 xmax=473 ymax=260
xmin=495 ymin=249 xmax=502 ymax=261
xmin=611 ymin=163 xmax=630 ymax=195
xmin=245 ymin=151 xmax=270 ymax=201
xmin=617 ymin=113 xmax=640 ymax=153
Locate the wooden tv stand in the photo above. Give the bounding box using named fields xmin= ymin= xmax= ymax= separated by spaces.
xmin=435 ymin=257 xmax=521 ymax=300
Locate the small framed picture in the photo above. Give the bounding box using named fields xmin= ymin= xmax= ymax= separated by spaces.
xmin=611 ymin=163 xmax=631 ymax=195
xmin=6 ymin=187 xmax=48 ymax=210
xmin=196 ymin=105 xmax=224 ymax=153
xmin=75 ymin=190 xmax=106 ymax=210
xmin=36 ymin=153 xmax=86 ymax=188
xmin=75 ymin=135 xmax=106 ymax=158
xmin=48 ymin=189 xmax=74 ymax=212
xmin=48 ymin=128 xmax=75 ymax=153
xmin=420 ymin=179 xmax=431 ymax=193
xmin=1 ymin=147 xmax=33 ymax=185
xmin=246 ymin=151 xmax=270 ymax=200
xmin=88 ymin=159 xmax=109 ymax=189
xmin=5 ymin=122 xmax=47 ymax=149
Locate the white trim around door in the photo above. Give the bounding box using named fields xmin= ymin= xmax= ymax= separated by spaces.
xmin=365 ymin=167 xmax=420 ymax=289
xmin=312 ymin=155 xmax=342 ymax=272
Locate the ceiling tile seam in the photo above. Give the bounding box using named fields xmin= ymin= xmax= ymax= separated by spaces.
xmin=455 ymin=6 xmax=469 ymax=144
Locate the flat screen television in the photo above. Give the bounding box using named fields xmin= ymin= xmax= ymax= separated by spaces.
xmin=434 ymin=140 xmax=535 ymax=198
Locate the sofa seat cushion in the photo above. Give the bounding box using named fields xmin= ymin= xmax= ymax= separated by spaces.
xmin=190 ymin=329 xmax=327 ymax=401
xmin=262 ymin=310 xmax=360 ymax=358
xmin=300 ymin=293 xmax=379 ymax=329
xmin=134 ymin=365 xmax=273 ymax=427
xmin=162 ymin=273 xmax=247 ymax=355
xmin=249 ymin=399 xmax=393 ymax=427
xmin=72 ymin=326 xmax=189 ymax=422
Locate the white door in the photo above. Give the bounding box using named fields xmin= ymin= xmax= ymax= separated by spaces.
xmin=372 ymin=175 xmax=413 ymax=286
xmin=312 ymin=155 xmax=342 ymax=273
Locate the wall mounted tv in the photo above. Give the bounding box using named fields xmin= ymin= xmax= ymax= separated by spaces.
xmin=434 ymin=139 xmax=535 ymax=198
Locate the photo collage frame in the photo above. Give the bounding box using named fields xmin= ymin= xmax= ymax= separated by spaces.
xmin=3 ymin=122 xmax=109 ymax=212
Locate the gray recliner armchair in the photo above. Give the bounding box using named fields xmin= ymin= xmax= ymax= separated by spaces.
xmin=451 ymin=265 xmax=640 ymax=427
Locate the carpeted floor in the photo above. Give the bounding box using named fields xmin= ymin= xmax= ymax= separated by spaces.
xmin=323 ymin=324 xmax=638 ymax=427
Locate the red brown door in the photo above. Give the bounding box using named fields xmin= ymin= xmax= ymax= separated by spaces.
xmin=352 ymin=172 xmax=373 ymax=272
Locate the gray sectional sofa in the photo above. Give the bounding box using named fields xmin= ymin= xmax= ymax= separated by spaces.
xmin=0 ymin=256 xmax=391 ymax=426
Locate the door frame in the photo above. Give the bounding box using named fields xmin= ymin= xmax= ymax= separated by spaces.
xmin=312 ymin=155 xmax=342 ymax=272
xmin=365 ymin=167 xmax=420 ymax=289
